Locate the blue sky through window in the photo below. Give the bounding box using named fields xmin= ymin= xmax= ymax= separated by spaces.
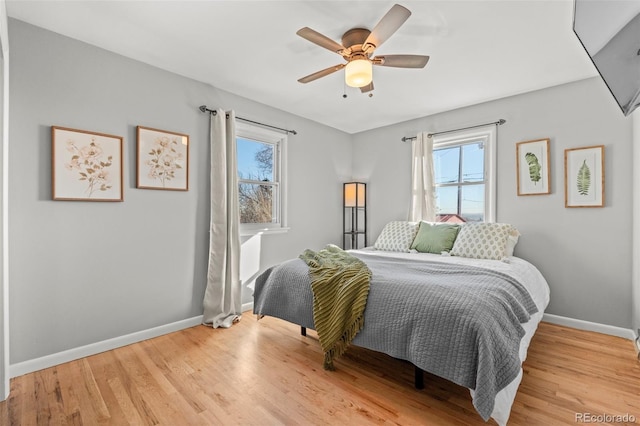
xmin=434 ymin=141 xmax=484 ymax=220
xmin=237 ymin=137 xmax=273 ymax=181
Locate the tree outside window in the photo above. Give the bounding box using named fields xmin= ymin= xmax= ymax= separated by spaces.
xmin=235 ymin=121 xmax=288 ymax=235
xmin=237 ymin=139 xmax=275 ymax=224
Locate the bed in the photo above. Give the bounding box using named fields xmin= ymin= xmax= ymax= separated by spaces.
xmin=253 ymin=223 xmax=550 ymax=425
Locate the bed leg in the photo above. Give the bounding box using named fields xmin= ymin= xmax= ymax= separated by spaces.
xmin=414 ymin=366 xmax=424 ymax=390
xmin=301 ymin=326 xmax=306 ymax=337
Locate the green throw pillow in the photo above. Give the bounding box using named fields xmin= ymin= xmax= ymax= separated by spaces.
xmin=410 ymin=222 xmax=461 ymax=254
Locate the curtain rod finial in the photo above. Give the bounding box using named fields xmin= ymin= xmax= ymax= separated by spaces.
xmin=199 ymin=105 xmax=207 ymax=113
xmin=498 ymin=119 xmax=506 ymax=125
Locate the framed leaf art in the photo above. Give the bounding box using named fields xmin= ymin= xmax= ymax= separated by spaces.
xmin=136 ymin=126 xmax=189 ymax=191
xmin=516 ymin=138 xmax=550 ymax=196
xmin=564 ymin=145 xmax=605 ymax=208
xmin=51 ymin=126 xmax=124 ymax=201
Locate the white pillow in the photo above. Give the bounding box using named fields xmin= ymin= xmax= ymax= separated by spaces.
xmin=505 ymin=228 xmax=521 ymax=257
xmin=374 ymin=221 xmax=419 ymax=252
xmin=450 ymin=222 xmax=514 ymax=260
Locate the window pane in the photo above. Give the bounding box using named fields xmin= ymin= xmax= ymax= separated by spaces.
xmin=462 ymin=142 xmax=484 ymax=183
xmin=435 ymin=186 xmax=459 ymax=216
xmin=431 ymin=129 xmax=493 ymax=223
xmin=434 ymin=146 xmax=460 ymax=184
xmin=237 ymin=138 xmax=274 ymax=182
xmin=435 ymin=184 xmax=485 ymax=223
xmin=461 ymin=184 xmax=484 ymax=222
xmin=239 ymin=182 xmax=273 ymax=224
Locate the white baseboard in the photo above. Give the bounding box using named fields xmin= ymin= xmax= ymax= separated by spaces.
xmin=543 ymin=313 xmax=636 ymax=340
xmin=10 ymin=315 xmax=204 ymax=379
xmin=242 ymin=301 xmax=254 ymax=313
xmin=11 ymin=309 xmax=627 ymax=379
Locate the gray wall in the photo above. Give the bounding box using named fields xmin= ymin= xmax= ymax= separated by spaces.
xmin=8 ymin=16 xmax=636 ymax=368
xmin=8 ymin=19 xmax=351 ymax=364
xmin=352 ymin=78 xmax=633 ymax=329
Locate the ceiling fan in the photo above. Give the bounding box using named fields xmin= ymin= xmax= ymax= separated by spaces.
xmin=296 ymin=4 xmax=430 ymax=93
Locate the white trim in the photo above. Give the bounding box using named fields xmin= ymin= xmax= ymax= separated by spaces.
xmin=8 ymin=309 xmax=632 ymax=380
xmin=241 ymin=301 xmax=254 ymax=313
xmin=484 ymin=126 xmax=497 ymax=223
xmin=0 ymin=0 xmax=9 ymax=401
xmin=632 ymin=110 xmax=640 ymax=345
xmin=236 ymin=121 xmax=288 ymax=234
xmin=543 ymin=313 xmax=636 ymax=340
xmin=432 ymin=126 xmax=497 ymax=222
xmin=10 ymin=316 xmax=204 ymax=378
xmin=240 ymin=226 xmax=290 ymax=237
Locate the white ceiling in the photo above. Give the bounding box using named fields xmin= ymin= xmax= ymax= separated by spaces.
xmin=6 ymin=0 xmax=598 ymax=134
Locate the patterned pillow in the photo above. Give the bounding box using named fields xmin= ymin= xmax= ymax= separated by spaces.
xmin=374 ymin=221 xmax=419 ymax=252
xmin=450 ymin=222 xmax=513 ymax=260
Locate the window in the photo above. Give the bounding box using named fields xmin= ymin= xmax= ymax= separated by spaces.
xmin=432 ymin=127 xmax=496 ymax=223
xmin=236 ymin=122 xmax=288 ymax=234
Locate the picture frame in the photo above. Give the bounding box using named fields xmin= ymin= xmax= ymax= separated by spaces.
xmin=51 ymin=126 xmax=124 ymax=201
xmin=137 ymin=126 xmax=189 ymax=191
xmin=516 ymin=138 xmax=551 ymax=196
xmin=564 ymin=145 xmax=605 ymax=208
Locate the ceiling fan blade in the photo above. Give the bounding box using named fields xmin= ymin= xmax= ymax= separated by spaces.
xmin=297 ymin=63 xmax=346 ymax=84
xmin=363 ymin=4 xmax=411 ymax=52
xmin=360 ymin=81 xmax=374 ymax=93
xmin=296 ymin=27 xmax=346 ymax=54
xmin=374 ymin=54 xmax=430 ymax=68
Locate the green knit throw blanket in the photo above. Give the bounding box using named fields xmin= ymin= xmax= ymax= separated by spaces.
xmin=299 ymin=244 xmax=371 ymax=371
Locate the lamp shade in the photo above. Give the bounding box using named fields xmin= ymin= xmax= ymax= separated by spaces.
xmin=345 ymin=59 xmax=372 ymax=88
xmin=344 ymin=182 xmax=366 ymax=207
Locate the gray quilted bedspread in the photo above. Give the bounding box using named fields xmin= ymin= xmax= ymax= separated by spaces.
xmin=253 ymin=251 xmax=538 ymax=420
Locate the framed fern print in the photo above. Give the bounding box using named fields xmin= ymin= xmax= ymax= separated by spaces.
xmin=516 ymin=138 xmax=550 ymax=195
xmin=564 ymin=145 xmax=604 ymax=208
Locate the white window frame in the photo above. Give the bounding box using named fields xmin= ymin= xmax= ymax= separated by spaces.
xmin=236 ymin=121 xmax=288 ymax=235
xmin=432 ymin=126 xmax=497 ymax=222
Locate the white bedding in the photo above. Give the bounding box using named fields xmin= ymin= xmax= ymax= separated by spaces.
xmin=351 ymin=248 xmax=551 ymax=426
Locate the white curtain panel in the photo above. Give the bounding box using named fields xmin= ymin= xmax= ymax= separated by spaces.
xmin=408 ymin=132 xmax=436 ymax=222
xmin=203 ymin=110 xmax=242 ymax=328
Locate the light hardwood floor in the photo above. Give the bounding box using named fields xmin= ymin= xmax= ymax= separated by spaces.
xmin=1 ymin=316 xmax=639 ymax=425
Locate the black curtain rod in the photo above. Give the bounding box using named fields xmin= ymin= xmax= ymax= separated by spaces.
xmin=401 ymin=119 xmax=506 ymax=142
xmin=199 ymin=105 xmax=297 ymax=135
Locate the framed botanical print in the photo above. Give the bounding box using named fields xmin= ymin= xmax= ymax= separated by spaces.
xmin=516 ymin=138 xmax=551 ymax=196
xmin=564 ymin=145 xmax=605 ymax=208
xmin=51 ymin=126 xmax=124 ymax=201
xmin=137 ymin=126 xmax=189 ymax=191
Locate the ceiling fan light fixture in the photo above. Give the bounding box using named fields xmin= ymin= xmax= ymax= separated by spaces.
xmin=296 ymin=5 xmax=427 ymax=89
xmin=345 ymin=59 xmax=372 ymax=88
